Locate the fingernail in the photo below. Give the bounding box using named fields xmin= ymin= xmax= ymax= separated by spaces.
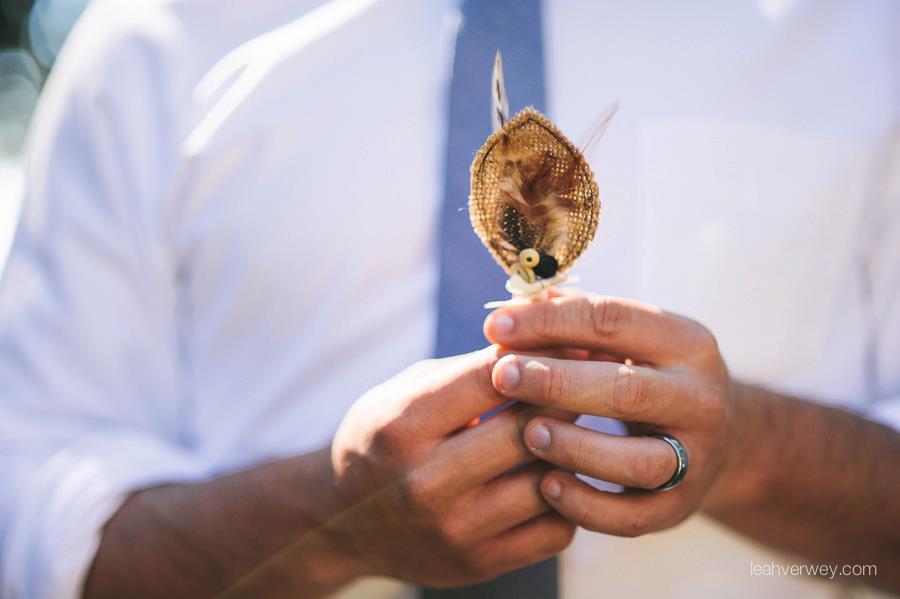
xmin=490 ymin=313 xmax=514 ymax=338
xmin=526 ymin=424 xmax=551 ymax=451
xmin=496 ymin=359 xmax=520 ymax=392
xmin=544 ymin=479 xmax=562 ymax=500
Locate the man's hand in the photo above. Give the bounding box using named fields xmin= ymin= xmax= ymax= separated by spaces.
xmin=481 ymin=291 xmax=735 ymax=536
xmin=480 ymin=290 xmax=900 ymax=592
xmin=326 ymin=348 xmax=575 ymax=587
xmin=86 ymin=347 xmax=576 ymax=598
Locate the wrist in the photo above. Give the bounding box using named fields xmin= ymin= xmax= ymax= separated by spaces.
xmin=703 ymin=382 xmax=771 ymax=512
xmin=230 ymin=446 xmax=368 ymax=595
xmin=282 ymin=446 xmax=370 ymax=586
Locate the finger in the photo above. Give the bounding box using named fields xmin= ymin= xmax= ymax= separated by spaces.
xmin=492 ymin=354 xmax=696 ymax=424
xmin=428 ymin=403 xmax=579 ymax=495
xmin=523 ymin=419 xmax=678 ymax=489
xmin=456 ymin=463 xmax=551 ymax=542
xmin=474 ymin=513 xmax=575 ymax=578
xmin=462 ymin=348 xmax=592 ymax=428
xmin=407 ymin=346 xmax=593 ymax=437
xmin=484 ymin=293 xmax=715 ymax=365
xmin=402 ymin=347 xmax=509 ymax=436
xmin=497 ymin=345 xmax=592 ymax=362
xmin=539 ymin=471 xmax=683 ymax=537
xmin=587 ymin=350 xmax=625 ymax=363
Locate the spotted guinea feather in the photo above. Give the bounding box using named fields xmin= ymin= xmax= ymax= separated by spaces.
xmin=493 ymin=131 xmax=578 ymax=259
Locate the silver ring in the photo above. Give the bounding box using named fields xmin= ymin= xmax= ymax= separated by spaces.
xmin=649 ymin=433 xmax=688 ymax=491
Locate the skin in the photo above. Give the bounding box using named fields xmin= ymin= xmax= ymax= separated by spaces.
xmin=84 ymin=348 xmax=577 ymax=598
xmin=85 ymin=288 xmax=900 ymax=594
xmin=483 ymin=289 xmax=900 ymax=592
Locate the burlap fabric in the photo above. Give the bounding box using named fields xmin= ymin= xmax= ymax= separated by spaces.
xmin=468 ymin=108 xmax=600 ymax=276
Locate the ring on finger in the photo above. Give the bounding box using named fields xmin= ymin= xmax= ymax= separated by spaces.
xmin=648 ymin=432 xmax=688 ymax=491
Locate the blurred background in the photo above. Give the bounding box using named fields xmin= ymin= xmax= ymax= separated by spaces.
xmin=0 ymin=0 xmax=87 ymax=265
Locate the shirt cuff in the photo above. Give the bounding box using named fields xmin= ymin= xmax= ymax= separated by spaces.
xmin=864 ymin=396 xmax=900 ymax=432
xmin=1 ymin=430 xmax=209 ymax=599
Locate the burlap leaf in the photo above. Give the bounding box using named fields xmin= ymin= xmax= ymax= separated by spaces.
xmin=469 ymin=107 xmax=600 ymax=276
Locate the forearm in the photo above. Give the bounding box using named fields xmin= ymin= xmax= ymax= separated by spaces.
xmin=705 ymin=384 xmax=900 ymax=590
xmin=84 ymin=446 xmax=363 ymax=598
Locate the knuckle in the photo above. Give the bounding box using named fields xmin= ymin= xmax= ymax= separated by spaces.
xmin=535 ymin=297 xmax=575 ymax=340
xmin=620 ymin=511 xmax=652 ymax=538
xmin=553 ymin=522 xmax=577 ymax=551
xmin=435 ymin=517 xmax=468 ymax=550
xmin=663 ymin=507 xmax=693 ymax=530
xmin=369 ymin=422 xmax=404 ymax=455
xmin=691 ymin=323 xmax=720 ymax=357
xmin=562 ymin=523 xmax=577 ymax=547
xmin=401 ymin=469 xmax=442 ymax=508
xmin=590 ymin=296 xmax=627 ymax=341
xmin=574 ymin=505 xmax=595 ymax=530
xmin=536 ymin=301 xmax=554 ymax=339
xmin=630 ymin=449 xmax=672 ymax=488
xmin=611 ymin=365 xmax=649 ymax=418
xmin=541 ymin=363 xmax=571 ymax=406
xmin=700 ymin=385 xmax=727 ymax=420
xmin=570 ymin=434 xmax=593 ymax=472
xmin=686 ymin=374 xmax=727 ymax=424
xmin=537 ymin=520 xmax=578 ymax=554
xmin=448 ymin=545 xmax=490 ymax=582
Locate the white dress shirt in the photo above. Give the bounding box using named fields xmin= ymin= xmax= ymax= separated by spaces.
xmin=0 ymin=1 xmax=897 ymax=597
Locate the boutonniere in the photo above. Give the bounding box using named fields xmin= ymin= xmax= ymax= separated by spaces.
xmin=470 ymin=51 xmax=616 ymax=307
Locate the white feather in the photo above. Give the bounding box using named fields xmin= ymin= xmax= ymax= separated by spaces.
xmin=491 ymin=50 xmax=509 ymax=133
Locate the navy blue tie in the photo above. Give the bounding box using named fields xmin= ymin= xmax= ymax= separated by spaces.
xmin=428 ymin=0 xmax=557 ymax=597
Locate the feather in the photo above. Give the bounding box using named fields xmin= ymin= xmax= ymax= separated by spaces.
xmin=491 ymin=50 xmax=509 ymax=133
xmin=578 ymin=100 xmax=619 ymax=159
xmin=470 ymin=109 xmax=601 ymax=277
xmin=492 ymin=115 xmax=578 ymax=260
xmin=472 ymin=50 xmax=609 ymax=284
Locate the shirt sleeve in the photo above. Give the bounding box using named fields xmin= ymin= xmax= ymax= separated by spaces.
xmin=0 ymin=4 xmax=209 ymax=597
xmin=862 ymin=136 xmax=900 ymax=432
